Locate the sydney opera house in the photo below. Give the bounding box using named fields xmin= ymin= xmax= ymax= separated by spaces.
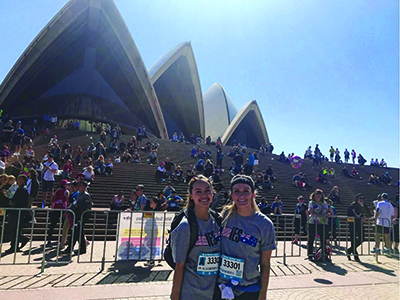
xmin=0 ymin=0 xmax=270 ymax=148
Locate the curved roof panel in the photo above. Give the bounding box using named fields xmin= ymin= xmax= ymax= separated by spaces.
xmin=0 ymin=0 xmax=168 ymax=138
xmin=221 ymin=100 xmax=269 ymax=149
xmin=203 ymin=83 xmax=238 ymax=140
xmin=149 ymin=42 xmax=204 ymax=138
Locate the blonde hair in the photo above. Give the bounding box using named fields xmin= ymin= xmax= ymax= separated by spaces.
xmin=223 ymin=175 xmax=260 ymax=221
xmin=184 ymin=175 xmax=212 ymax=209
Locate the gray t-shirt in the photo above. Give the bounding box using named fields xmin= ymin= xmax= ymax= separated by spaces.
xmin=171 ymin=214 xmax=221 ymax=300
xmin=218 ymin=211 xmax=276 ymax=290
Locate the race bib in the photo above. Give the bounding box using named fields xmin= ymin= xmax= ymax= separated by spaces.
xmin=220 ymin=254 xmax=244 ymax=282
xmin=197 ymin=253 xmax=220 ymax=276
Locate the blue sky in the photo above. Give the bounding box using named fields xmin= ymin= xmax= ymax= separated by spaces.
xmin=0 ymin=0 xmax=398 ymax=166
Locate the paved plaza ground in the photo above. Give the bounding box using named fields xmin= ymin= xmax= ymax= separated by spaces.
xmin=0 ymin=241 xmax=398 ymax=299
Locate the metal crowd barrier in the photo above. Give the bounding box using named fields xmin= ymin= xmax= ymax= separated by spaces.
xmin=0 ymin=208 xmax=398 ymax=272
xmin=0 ymin=207 xmax=76 ymax=272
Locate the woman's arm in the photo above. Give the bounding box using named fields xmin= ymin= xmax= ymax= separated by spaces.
xmin=258 ymin=250 xmax=272 ymax=300
xmin=171 ymin=262 xmax=185 ymax=300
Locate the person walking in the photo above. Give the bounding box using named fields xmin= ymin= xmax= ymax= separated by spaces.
xmin=346 ymin=193 xmax=371 ymax=261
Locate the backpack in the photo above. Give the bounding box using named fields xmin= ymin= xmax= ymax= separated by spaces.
xmin=164 ymin=207 xmax=222 ymax=269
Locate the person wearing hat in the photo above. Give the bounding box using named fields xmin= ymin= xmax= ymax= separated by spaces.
xmin=47 ymin=180 xmax=70 ymax=246
xmin=214 ymin=175 xmax=276 ymax=300
xmin=372 ymin=193 xmax=395 ymax=254
xmin=42 ymin=153 xmax=58 ymax=208
xmin=346 ymin=193 xmax=371 ymax=261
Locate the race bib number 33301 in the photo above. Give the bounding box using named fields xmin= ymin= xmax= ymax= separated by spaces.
xmin=196 ymin=253 xmax=220 ymax=276
xmin=219 ymin=254 xmax=244 ymax=282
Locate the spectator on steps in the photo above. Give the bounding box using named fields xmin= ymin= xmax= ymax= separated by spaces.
xmin=206 ymin=136 xmax=211 ymax=145
xmin=173 ymin=165 xmax=183 ymax=182
xmin=343 ymin=149 xmax=350 ymax=163
xmin=87 ymin=143 xmax=96 ymax=159
xmin=334 ymin=148 xmax=341 ymax=163
xmin=62 ymin=159 xmax=73 ymax=179
xmin=380 ymin=158 xmax=387 ymax=168
xmin=292 ymin=172 xmax=304 ymax=189
xmin=164 ymin=157 xmax=175 ymax=178
xmin=110 ymin=191 xmax=129 ymax=210
xmin=82 ymin=166 xmax=94 ymax=184
xmin=304 ymin=146 xmax=312 ymax=160
xmin=380 ymin=172 xmax=392 ymax=185
xmin=258 ymin=197 xmax=271 ymax=215
xmin=350 ymin=167 xmax=362 ymax=180
xmin=272 ymin=195 xmax=283 ymax=215
xmin=204 ymin=159 xmax=214 ymax=178
xmin=370 ymin=158 xmax=376 ymax=166
xmin=368 ymin=173 xmax=380 ymax=185
xmin=94 ymin=155 xmax=105 ymax=175
xmin=105 ymin=158 xmax=113 ymax=176
xmin=327 ymin=186 xmax=341 ymax=204
xmin=122 ymin=150 xmax=132 ymax=162
xmin=108 ymin=139 xmax=118 ymax=154
xmin=166 ymin=190 xmax=183 ymax=212
xmin=75 ymin=146 xmax=83 ymax=166
xmin=149 ymin=197 xmax=163 ymax=211
xmin=156 ymin=162 xmax=167 ymax=181
xmin=358 ymin=154 xmax=366 ymax=166
xmin=195 ymin=159 xmax=205 ymax=174
xmin=186 ymin=165 xmax=195 ymax=183
xmin=136 ymin=185 xmax=147 ymax=211
xmin=172 ymin=132 xmax=178 ymax=142
xmin=148 ymin=149 xmax=157 ymax=165
xmin=190 ymin=146 xmax=197 ymax=158
xmin=339 ymin=166 xmax=354 ymax=179
xmin=216 ymin=149 xmax=223 ymax=170
xmin=329 ymin=146 xmax=335 ymax=162
xmin=163 ymin=182 xmax=175 ymax=198
xmin=328 ymin=168 xmax=335 ymax=178
xmin=351 ymin=149 xmax=356 ymax=164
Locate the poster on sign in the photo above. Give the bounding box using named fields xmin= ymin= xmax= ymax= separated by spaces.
xmin=117 ymin=211 xmax=175 ymax=261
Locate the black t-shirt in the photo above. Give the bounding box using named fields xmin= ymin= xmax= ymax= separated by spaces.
xmin=3 ymin=125 xmax=14 ymax=138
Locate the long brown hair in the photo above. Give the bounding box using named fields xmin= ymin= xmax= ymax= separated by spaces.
xmin=184 ymin=175 xmax=213 ymax=208
xmin=223 ymin=175 xmax=260 ymax=221
xmin=310 ymin=189 xmax=326 ymax=203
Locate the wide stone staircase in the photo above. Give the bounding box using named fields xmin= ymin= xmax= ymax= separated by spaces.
xmin=12 ymin=129 xmax=399 ymax=241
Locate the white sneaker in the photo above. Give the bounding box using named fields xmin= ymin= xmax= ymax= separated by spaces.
xmin=28 ymin=217 xmax=37 ymax=224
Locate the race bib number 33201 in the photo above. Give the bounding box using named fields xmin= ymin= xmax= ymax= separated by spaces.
xmin=219 ymin=254 xmax=244 ymax=282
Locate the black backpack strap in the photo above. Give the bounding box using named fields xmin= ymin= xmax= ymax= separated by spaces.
xmin=184 ymin=207 xmax=199 ymax=255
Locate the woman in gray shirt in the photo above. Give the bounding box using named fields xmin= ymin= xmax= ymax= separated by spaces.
xmin=171 ymin=175 xmax=222 ymax=300
xmin=215 ymin=175 xmax=276 ymax=300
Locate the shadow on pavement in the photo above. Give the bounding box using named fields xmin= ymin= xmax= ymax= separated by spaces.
xmin=316 ymin=262 xmax=348 ymax=276
xmin=357 ymin=261 xmax=396 ymax=276
xmin=96 ymin=261 xmax=172 ymax=284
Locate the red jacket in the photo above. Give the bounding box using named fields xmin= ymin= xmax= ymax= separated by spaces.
xmin=63 ymin=163 xmax=73 ymax=173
